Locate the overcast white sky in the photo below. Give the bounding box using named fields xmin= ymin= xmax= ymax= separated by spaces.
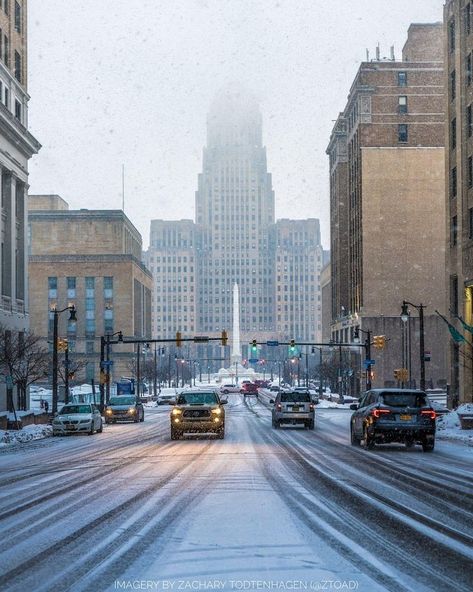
xmin=27 ymin=0 xmax=444 ymax=250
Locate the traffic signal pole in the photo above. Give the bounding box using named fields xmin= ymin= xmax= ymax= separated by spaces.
xmin=365 ymin=330 xmax=372 ymax=391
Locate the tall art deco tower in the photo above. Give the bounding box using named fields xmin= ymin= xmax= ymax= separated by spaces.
xmin=195 ymin=88 xmax=275 ymax=341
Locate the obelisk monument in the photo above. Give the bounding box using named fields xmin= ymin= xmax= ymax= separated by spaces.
xmin=231 ymin=283 xmax=242 ymax=365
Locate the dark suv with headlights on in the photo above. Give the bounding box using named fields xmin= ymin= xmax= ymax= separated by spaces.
xmin=104 ymin=396 xmax=144 ymax=423
xmin=270 ymin=390 xmax=315 ymax=429
xmin=350 ymin=389 xmax=436 ymax=451
xmin=170 ymin=390 xmax=227 ymax=440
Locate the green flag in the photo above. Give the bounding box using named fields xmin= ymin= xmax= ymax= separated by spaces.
xmin=457 ymin=315 xmax=473 ymax=335
xmin=435 ymin=310 xmax=467 ymax=343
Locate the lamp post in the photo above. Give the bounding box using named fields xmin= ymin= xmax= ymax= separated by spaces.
xmin=353 ymin=327 xmax=372 ymax=391
xmin=401 ymin=301 xmax=425 ymax=391
xmin=52 ymin=304 xmax=77 ymax=413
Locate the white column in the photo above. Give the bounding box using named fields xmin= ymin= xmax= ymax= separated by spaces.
xmin=231 ymin=283 xmax=242 ymax=364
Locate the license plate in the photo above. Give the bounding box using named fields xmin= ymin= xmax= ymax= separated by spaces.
xmin=292 ymin=406 xmax=299 ymax=412
xmin=400 ymin=414 xmax=412 ymax=421
xmin=66 ymin=425 xmax=76 ymax=430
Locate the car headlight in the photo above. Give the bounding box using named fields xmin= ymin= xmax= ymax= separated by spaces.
xmin=211 ymin=408 xmax=222 ymax=415
xmin=172 ymin=408 xmax=183 ymax=416
xmin=105 ymin=408 xmax=113 ymax=415
xmin=128 ymin=407 xmax=136 ymax=414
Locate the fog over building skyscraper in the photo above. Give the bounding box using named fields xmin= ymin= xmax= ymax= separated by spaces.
xmin=195 ymin=87 xmax=276 ymax=340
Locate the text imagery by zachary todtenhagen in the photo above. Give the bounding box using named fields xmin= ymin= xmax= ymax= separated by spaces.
xmin=114 ymin=580 xmax=360 ymax=590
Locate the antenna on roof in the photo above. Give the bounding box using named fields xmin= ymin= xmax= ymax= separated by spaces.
xmin=376 ymin=43 xmax=380 ymax=61
xmin=366 ymin=49 xmax=370 ymax=61
xmin=122 ymin=164 xmax=125 ymax=212
xmin=390 ymin=45 xmax=395 ymax=61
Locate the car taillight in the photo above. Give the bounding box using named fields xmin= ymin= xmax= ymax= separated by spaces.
xmin=371 ymin=408 xmax=391 ymax=419
xmin=277 ymin=404 xmax=282 ymax=410
xmin=421 ymin=409 xmax=436 ymax=420
xmin=309 ymin=404 xmax=314 ymax=410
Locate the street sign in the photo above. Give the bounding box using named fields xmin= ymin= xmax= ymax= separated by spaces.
xmin=363 ymin=359 xmax=376 ymax=367
xmin=424 ymin=350 xmax=431 ymax=362
xmin=266 ymin=340 xmax=279 ymax=346
xmin=194 ymin=336 xmax=210 ymax=342
xmin=249 ymin=358 xmax=259 ymax=363
xmin=101 ymin=360 xmax=114 ymax=368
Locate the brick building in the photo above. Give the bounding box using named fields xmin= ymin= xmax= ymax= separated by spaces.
xmin=326 ymin=23 xmax=448 ymax=392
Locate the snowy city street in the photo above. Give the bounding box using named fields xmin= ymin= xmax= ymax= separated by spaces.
xmin=0 ymin=396 xmax=472 ymax=592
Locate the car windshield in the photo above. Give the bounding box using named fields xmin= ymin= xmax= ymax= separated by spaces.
xmin=177 ymin=393 xmax=218 ymax=405
xmin=280 ymin=393 xmax=311 ymax=403
xmin=59 ymin=405 xmax=91 ymax=414
xmin=109 ymin=397 xmax=136 ymax=405
xmin=380 ymin=392 xmax=427 ymax=407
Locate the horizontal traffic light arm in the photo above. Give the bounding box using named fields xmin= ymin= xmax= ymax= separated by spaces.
xmin=249 ymin=341 xmax=369 ymax=349
xmin=101 ymin=335 xmax=229 ymax=345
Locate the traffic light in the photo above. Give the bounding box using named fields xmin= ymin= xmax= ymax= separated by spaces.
xmin=221 ymin=330 xmax=228 ymax=346
xmin=57 ymin=338 xmax=68 ymax=352
xmin=394 ymin=369 xmax=401 ymax=381
xmin=394 ymin=368 xmax=408 ymax=382
xmin=373 ymin=335 xmax=386 ymax=349
xmin=251 ymin=339 xmax=257 ymax=353
xmin=67 ymin=371 xmax=75 ymax=380
xmin=289 ymin=339 xmax=296 ymax=354
xmin=176 ymin=331 xmax=182 ymax=348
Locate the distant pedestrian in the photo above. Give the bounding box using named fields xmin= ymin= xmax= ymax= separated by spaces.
xmin=40 ymin=399 xmax=44 ymax=409
xmin=44 ymin=400 xmax=49 ymax=414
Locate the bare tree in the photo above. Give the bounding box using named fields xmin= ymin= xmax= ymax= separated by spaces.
xmin=0 ymin=325 xmax=50 ymax=411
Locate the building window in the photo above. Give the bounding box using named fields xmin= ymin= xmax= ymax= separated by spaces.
xmin=449 ymin=18 xmax=456 ymax=52
xmin=451 ymin=70 xmax=456 ymax=101
xmin=469 ymin=156 xmax=473 ymax=188
xmin=470 ymin=208 xmax=473 ymax=239
xmin=67 ymin=276 xmax=76 ymax=299
xmin=468 ymin=4 xmax=472 ymax=35
xmin=451 ymin=216 xmax=458 ymax=246
xmin=468 ymin=105 xmax=473 ymax=137
xmin=468 ymin=54 xmax=473 ymax=86
xmin=48 ymin=276 xmax=57 ymax=299
xmin=14 ymin=1 xmax=20 ymax=33
xmin=14 ymin=99 xmax=21 ymax=121
xmin=3 ymin=34 xmax=8 ymax=67
xmin=86 ymin=341 xmax=94 ymax=354
xmin=398 ymin=71 xmax=407 ymax=87
xmin=452 ymin=167 xmax=457 ymax=198
xmin=452 ymin=118 xmax=457 ymax=149
xmin=103 ymin=276 xmax=113 ymax=299
xmin=3 ymin=0 xmax=8 ymax=15
xmin=398 ymin=96 xmax=407 ymax=114
xmin=14 ymin=50 xmax=21 ymax=83
xmin=398 ymin=124 xmax=408 ymax=143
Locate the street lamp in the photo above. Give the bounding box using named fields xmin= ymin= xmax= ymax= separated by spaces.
xmin=401 ymin=301 xmax=425 ymax=391
xmin=52 ymin=304 xmax=77 ymax=413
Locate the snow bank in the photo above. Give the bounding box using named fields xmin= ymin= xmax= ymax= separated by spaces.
xmin=436 ymin=409 xmax=473 ymax=446
xmin=0 ymin=424 xmax=53 ymax=447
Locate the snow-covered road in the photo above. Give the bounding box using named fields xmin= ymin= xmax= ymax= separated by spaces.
xmin=0 ymin=395 xmax=472 ymax=592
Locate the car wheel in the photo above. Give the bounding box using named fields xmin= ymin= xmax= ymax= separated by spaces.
xmin=134 ymin=414 xmax=139 ymax=423
xmin=362 ymin=425 xmax=374 ymax=449
xmin=405 ymin=438 xmax=415 ymax=449
xmin=88 ymin=424 xmax=95 ymax=436
xmin=274 ymin=419 xmax=280 ymax=429
xmin=223 ymin=390 xmax=229 ymax=394
xmin=171 ymin=428 xmax=181 ymax=440
xmin=308 ymin=419 xmax=315 ymax=430
xmin=350 ymin=423 xmax=361 ymax=446
xmin=97 ymin=421 xmax=103 ymax=433
xmin=422 ymin=439 xmax=435 ymax=452
xmin=140 ymin=411 xmax=145 ymax=422
xmin=217 ymin=427 xmax=225 ymax=439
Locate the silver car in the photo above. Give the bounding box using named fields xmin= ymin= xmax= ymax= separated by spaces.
xmin=270 ymin=391 xmax=315 ymax=429
xmin=52 ymin=403 xmax=103 ymax=436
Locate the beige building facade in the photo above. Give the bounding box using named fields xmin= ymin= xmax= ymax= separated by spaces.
xmin=28 ymin=196 xmax=152 ymax=394
xmin=327 ymin=23 xmax=448 ymax=392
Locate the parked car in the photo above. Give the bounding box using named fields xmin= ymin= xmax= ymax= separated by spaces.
xmin=350 ymin=389 xmax=436 ymax=451
xmin=104 ymin=396 xmax=145 ymax=423
xmin=219 ymin=384 xmax=242 ymax=394
xmin=270 ymin=390 xmax=315 ymax=429
xmin=52 ymin=403 xmax=103 ymax=436
xmin=170 ymin=390 xmax=227 ymax=440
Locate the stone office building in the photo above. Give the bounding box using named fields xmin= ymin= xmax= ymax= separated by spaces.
xmin=0 ymin=0 xmax=41 ymax=410
xmin=28 ymin=195 xmax=152 ymax=389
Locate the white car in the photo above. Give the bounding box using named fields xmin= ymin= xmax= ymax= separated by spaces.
xmin=219 ymin=384 xmax=242 ymax=394
xmin=157 ymin=392 xmax=177 ymax=405
xmin=52 ymin=403 xmax=103 ymax=436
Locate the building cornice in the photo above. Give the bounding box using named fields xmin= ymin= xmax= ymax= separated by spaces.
xmin=0 ymin=103 xmax=41 ymax=158
xmin=29 ymin=253 xmax=153 ymax=279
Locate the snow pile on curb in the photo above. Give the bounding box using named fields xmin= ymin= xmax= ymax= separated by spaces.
xmin=316 ymin=399 xmax=353 ymax=409
xmin=0 ymin=424 xmax=53 ymax=447
xmin=436 ymin=407 xmax=473 ymax=446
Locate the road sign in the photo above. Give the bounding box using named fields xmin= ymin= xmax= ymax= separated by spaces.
xmin=194 ymin=336 xmax=210 ymax=342
xmin=249 ymin=358 xmax=259 ymax=363
xmin=363 ymin=359 xmax=376 ymax=367
xmin=266 ymin=340 xmax=279 ymax=346
xmin=101 ymin=360 xmax=114 ymax=368
xmin=424 ymin=350 xmax=431 ymax=362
